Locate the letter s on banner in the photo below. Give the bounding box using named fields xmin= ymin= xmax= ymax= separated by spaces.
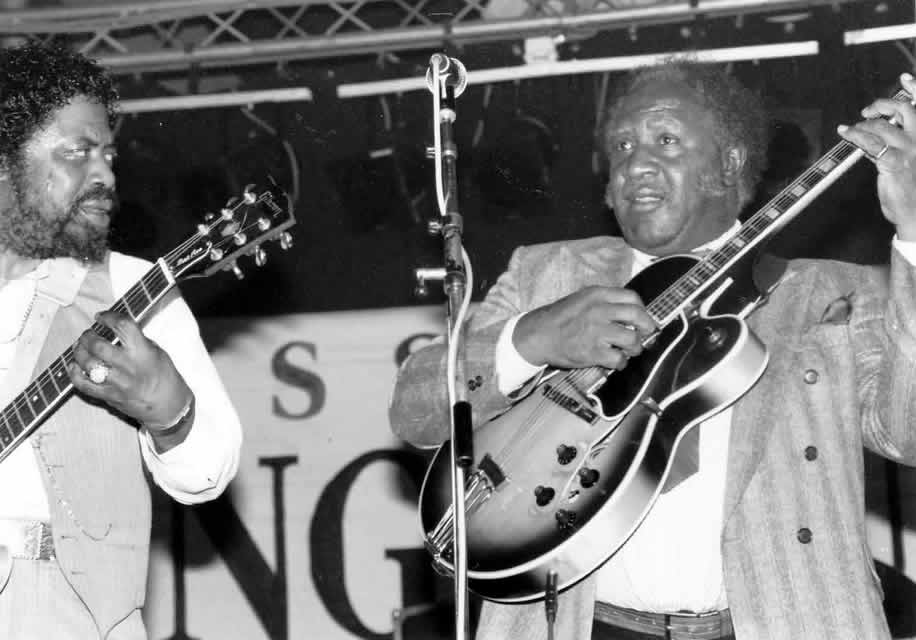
xmin=272 ymin=341 xmax=327 ymax=419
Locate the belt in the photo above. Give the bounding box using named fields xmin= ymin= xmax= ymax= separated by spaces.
xmin=594 ymin=601 xmax=733 ymax=640
xmin=0 ymin=520 xmax=55 ymax=561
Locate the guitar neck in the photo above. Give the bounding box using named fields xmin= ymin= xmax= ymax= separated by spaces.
xmin=0 ymin=260 xmax=177 ymax=464
xmin=646 ymin=87 xmax=911 ymax=327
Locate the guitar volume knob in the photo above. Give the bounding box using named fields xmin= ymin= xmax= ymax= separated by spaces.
xmin=555 ymin=509 xmax=577 ymax=531
xmin=556 ymin=444 xmax=577 ymax=465
xmin=534 ymin=485 xmax=556 ymax=507
xmin=578 ymin=467 xmax=600 ymax=488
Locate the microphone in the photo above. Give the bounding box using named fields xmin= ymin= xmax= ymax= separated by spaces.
xmin=426 ymin=54 xmax=468 ymax=98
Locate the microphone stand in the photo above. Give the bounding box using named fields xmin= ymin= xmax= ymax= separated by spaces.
xmin=421 ymin=53 xmax=474 ymax=640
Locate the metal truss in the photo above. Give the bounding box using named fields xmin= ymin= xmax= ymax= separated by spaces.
xmin=0 ymin=0 xmax=885 ymax=77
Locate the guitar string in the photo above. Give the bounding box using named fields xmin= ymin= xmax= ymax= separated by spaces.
xmin=489 ymin=368 xmax=603 ymax=470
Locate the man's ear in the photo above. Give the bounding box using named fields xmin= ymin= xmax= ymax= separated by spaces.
xmin=722 ymin=146 xmax=746 ymax=187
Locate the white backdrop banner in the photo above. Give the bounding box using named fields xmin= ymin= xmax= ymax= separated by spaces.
xmin=142 ymin=305 xmax=916 ymax=640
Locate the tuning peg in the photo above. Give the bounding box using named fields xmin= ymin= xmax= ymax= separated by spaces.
xmin=210 ymin=247 xmax=225 ymax=261
xmin=197 ymin=223 xmax=210 ymax=235
xmin=257 ymin=217 xmax=272 ymax=231
xmin=204 ymin=212 xmax=217 ymax=222
xmin=221 ymin=207 xmax=234 ymax=220
xmin=279 ymin=231 xmax=293 ymax=250
xmin=233 ymin=232 xmax=248 ymax=246
xmin=254 ymin=246 xmax=267 ymax=267
xmin=224 ymin=260 xmax=244 ymax=280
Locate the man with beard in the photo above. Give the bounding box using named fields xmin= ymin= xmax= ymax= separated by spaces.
xmin=390 ymin=59 xmax=916 ymax=639
xmin=0 ymin=44 xmax=242 ymax=638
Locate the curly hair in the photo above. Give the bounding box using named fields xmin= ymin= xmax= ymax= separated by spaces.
xmin=0 ymin=42 xmax=118 ymax=163
xmin=603 ymin=57 xmax=769 ymax=210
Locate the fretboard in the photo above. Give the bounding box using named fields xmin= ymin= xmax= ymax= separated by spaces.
xmin=0 ymin=259 xmax=176 ymax=463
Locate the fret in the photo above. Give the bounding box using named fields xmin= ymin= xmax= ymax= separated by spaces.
xmin=27 ymin=380 xmax=47 ymax=414
xmin=0 ymin=412 xmax=14 ymax=446
xmin=817 ymin=157 xmax=838 ymax=172
xmin=121 ymin=288 xmax=143 ymax=321
xmin=10 ymin=395 xmax=30 ymax=429
xmin=50 ymin=357 xmax=69 ymax=393
xmin=800 ymin=171 xmax=823 ymax=189
xmin=35 ymin=376 xmax=55 ymax=409
xmin=22 ymin=386 xmax=37 ymax=418
xmin=131 ymin=278 xmax=154 ymax=320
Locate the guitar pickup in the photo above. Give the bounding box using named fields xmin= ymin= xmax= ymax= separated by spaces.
xmin=541 ymin=384 xmax=599 ymax=424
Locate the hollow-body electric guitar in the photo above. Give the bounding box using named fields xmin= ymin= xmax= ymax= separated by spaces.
xmin=419 ymin=88 xmax=914 ymax=604
xmin=0 ymin=182 xmax=295 ymax=467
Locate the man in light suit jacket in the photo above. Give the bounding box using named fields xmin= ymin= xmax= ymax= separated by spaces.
xmin=389 ymin=59 xmax=916 ymax=639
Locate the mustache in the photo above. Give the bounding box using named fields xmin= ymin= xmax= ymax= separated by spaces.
xmin=74 ymin=185 xmax=119 ymax=210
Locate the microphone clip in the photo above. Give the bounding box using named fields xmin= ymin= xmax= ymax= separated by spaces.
xmin=426 ymin=53 xmax=468 ymax=98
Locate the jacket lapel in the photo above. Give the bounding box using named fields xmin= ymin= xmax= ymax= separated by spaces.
xmin=564 ymin=238 xmax=633 ymax=289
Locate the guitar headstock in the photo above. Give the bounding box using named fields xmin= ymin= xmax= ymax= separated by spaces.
xmin=165 ymin=181 xmax=296 ymax=281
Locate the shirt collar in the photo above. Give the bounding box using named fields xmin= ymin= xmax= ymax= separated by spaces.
xmin=37 ymin=258 xmax=90 ymax=307
xmin=631 ymin=221 xmax=741 ymax=274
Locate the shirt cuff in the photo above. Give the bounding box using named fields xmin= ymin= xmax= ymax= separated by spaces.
xmin=139 ymin=411 xmax=236 ymax=504
xmin=893 ymin=235 xmax=916 ymax=265
xmin=495 ymin=313 xmax=546 ymax=395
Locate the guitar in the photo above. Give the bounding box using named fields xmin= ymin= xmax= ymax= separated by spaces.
xmin=419 ymin=88 xmax=914 ymax=603
xmin=0 ymin=182 xmax=295 ymax=467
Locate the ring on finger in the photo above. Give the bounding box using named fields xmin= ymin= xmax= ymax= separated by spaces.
xmin=88 ymin=361 xmax=111 ymax=384
xmin=874 ymin=143 xmax=890 ymax=160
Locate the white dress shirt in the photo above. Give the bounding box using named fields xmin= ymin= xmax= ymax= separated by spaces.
xmin=495 ymin=229 xmax=916 ymax=613
xmin=0 ymin=252 xmax=242 ymax=521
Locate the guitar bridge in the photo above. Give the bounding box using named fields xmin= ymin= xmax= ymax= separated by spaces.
xmin=424 ymin=464 xmax=499 ymax=563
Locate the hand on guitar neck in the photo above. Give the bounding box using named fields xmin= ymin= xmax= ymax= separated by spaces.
xmin=67 ymin=309 xmax=195 ymax=452
xmin=837 ymin=71 xmax=916 ymax=241
xmin=512 ymin=285 xmax=658 ymax=371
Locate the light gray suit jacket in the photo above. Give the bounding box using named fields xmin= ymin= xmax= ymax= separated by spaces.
xmin=390 ymin=236 xmax=916 ymax=640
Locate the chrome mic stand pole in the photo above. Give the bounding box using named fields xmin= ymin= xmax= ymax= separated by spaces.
xmin=422 ymin=52 xmax=473 ymax=640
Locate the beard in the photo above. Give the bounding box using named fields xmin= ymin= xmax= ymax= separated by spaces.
xmin=0 ymin=159 xmax=117 ymax=263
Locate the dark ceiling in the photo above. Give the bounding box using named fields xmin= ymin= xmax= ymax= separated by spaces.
xmin=96 ymin=1 xmax=915 ymax=318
